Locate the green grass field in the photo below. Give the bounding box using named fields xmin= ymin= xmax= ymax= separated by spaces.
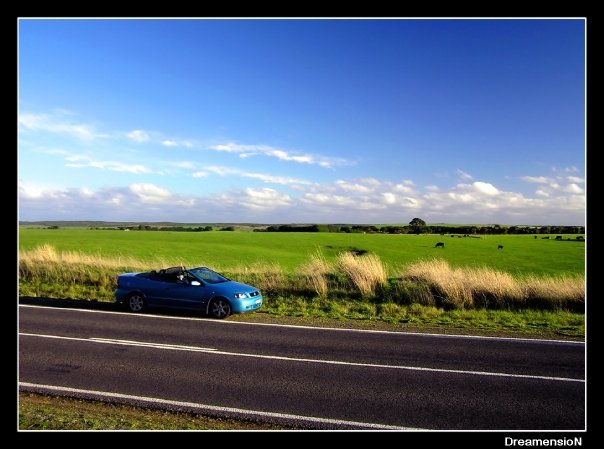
xmin=19 ymin=228 xmax=585 ymax=276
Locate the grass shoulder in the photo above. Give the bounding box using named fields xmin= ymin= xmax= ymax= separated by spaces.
xmin=19 ymin=392 xmax=287 ymax=430
xmin=229 ymin=307 xmax=584 ymax=341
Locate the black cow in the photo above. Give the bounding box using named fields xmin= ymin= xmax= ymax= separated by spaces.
xmin=434 ymin=242 xmax=445 ymax=248
xmin=498 ymin=245 xmax=503 ymax=250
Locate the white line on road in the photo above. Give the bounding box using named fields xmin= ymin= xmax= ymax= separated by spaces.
xmin=19 ymin=382 xmax=418 ymax=430
xmin=19 ymin=332 xmax=585 ymax=383
xmin=18 ymin=332 xmax=216 ymax=352
xmin=18 ymin=304 xmax=584 ymax=345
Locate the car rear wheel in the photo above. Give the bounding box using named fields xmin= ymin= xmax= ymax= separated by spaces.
xmin=127 ymin=293 xmax=146 ymax=313
xmin=209 ymin=298 xmax=231 ymax=319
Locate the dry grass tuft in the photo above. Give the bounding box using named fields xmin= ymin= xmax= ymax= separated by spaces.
xmin=299 ymin=249 xmax=331 ymax=297
xmin=20 ymin=244 xmax=152 ymax=271
xmin=337 ymin=252 xmax=387 ymax=296
xmin=402 ymin=258 xmax=584 ymax=310
xmin=521 ymin=274 xmax=585 ymax=309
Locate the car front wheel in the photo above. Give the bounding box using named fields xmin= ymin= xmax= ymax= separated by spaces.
xmin=209 ymin=298 xmax=231 ymax=319
xmin=127 ymin=293 xmax=146 ymax=313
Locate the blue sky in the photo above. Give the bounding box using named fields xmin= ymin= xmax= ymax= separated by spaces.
xmin=18 ymin=18 xmax=585 ymax=224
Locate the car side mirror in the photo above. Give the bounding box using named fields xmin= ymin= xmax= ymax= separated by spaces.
xmin=190 ymin=280 xmax=201 ymax=286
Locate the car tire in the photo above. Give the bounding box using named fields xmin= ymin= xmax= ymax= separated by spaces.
xmin=209 ymin=298 xmax=231 ymax=319
xmin=126 ymin=293 xmax=147 ymax=313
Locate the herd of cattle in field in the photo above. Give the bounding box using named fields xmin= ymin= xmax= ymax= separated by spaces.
xmin=434 ymin=241 xmax=498 ymax=249
xmin=434 ymin=234 xmax=497 ymax=250
xmin=433 ymin=234 xmax=584 ymax=250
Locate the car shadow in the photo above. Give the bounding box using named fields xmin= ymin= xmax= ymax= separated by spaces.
xmin=18 ymin=296 xmax=214 ymax=320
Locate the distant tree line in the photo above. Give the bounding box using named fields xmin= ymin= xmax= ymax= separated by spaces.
xmin=257 ymin=223 xmax=585 ymax=235
xmin=255 ymin=224 xmax=341 ymax=233
xmin=86 ymin=222 xmax=585 ymax=235
xmin=90 ymin=225 xmax=214 ymax=232
xmin=261 ymin=224 xmax=321 ymax=232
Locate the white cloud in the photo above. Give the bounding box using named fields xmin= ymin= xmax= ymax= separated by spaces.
xmin=358 ymin=178 xmax=381 ymax=187
xmin=79 ymin=188 xmax=95 ymax=198
xmin=299 ymin=178 xmax=419 ymax=213
xmin=192 ymin=171 xmax=208 ymax=178
xmin=19 ymin=183 xmax=62 ymax=200
xmin=171 ymin=161 xmax=196 ymax=169
xmin=241 ymin=188 xmax=292 ymax=209
xmin=563 ymin=183 xmax=583 ymax=194
xmin=402 ymin=197 xmax=422 ymax=208
xmin=212 ymin=187 xmax=292 ymax=211
xmin=393 ymin=183 xmax=414 ymax=193
xmin=204 ymin=166 xmax=232 ymax=176
xmin=472 ymin=182 xmax=500 ymax=196
xmin=456 ymin=169 xmax=473 ymax=180
xmin=19 ymin=183 xmax=200 ymax=220
xmin=203 ymin=165 xmax=310 ymax=186
xmin=421 ymin=180 xmax=584 ymax=224
xmin=521 ymin=176 xmax=550 ymax=184
xmin=161 ymin=139 xmax=193 ymax=148
xmin=382 ymin=192 xmax=396 ymax=204
xmin=64 ymin=155 xmax=151 ymax=174
xmin=209 ymin=142 xmax=350 ymax=168
xmin=129 ymin=183 xmax=172 ymax=204
xmin=245 ymin=173 xmax=311 ymax=186
xmin=335 ymin=180 xmax=372 ymax=193
xmin=535 ymin=189 xmax=550 ymax=197
xmin=552 ymin=166 xmax=579 ymax=173
xmin=127 ymin=130 xmax=150 ymax=143
xmin=521 ymin=170 xmax=585 ymax=199
xmin=19 ymin=174 xmax=585 ymax=225
xmin=19 ymin=112 xmax=107 ymax=141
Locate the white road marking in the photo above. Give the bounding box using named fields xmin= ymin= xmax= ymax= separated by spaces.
xmin=18 ymin=304 xmax=584 ymax=345
xmin=19 ymin=332 xmax=585 ymax=383
xmin=18 ymin=382 xmax=418 ymax=430
xmin=18 ymin=332 xmax=216 ymax=352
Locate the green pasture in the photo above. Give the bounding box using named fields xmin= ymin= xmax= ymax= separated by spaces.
xmin=18 ymin=228 xmax=584 ymax=276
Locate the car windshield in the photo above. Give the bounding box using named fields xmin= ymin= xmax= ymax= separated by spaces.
xmin=188 ymin=267 xmax=229 ymax=284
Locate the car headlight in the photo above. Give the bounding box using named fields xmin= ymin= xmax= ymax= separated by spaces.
xmin=233 ymin=293 xmax=248 ymax=299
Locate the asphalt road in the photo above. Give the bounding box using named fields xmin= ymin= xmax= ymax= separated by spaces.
xmin=18 ymin=304 xmax=585 ymax=430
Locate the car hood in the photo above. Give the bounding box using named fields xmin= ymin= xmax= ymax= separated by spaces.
xmin=213 ymin=281 xmax=259 ymax=294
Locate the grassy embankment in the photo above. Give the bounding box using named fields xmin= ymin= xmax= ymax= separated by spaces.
xmin=19 ymin=239 xmax=585 ymax=337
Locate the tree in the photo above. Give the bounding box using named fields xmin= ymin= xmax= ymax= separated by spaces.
xmin=409 ymin=217 xmax=426 ymax=234
xmin=409 ymin=218 xmax=426 ymax=227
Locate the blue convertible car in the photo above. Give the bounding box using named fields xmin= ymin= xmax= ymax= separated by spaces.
xmin=115 ymin=266 xmax=263 ymax=318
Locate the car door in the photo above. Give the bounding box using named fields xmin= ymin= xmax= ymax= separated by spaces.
xmin=160 ymin=277 xmax=213 ymax=310
xmin=141 ymin=277 xmax=170 ymax=307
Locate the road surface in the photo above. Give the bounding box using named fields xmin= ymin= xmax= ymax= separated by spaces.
xmin=18 ymin=304 xmax=585 ymax=430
